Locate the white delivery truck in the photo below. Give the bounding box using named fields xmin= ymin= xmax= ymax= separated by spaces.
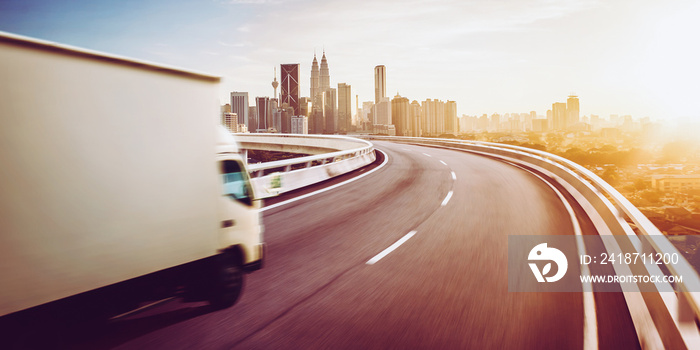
xmin=0 ymin=31 xmax=264 ymax=325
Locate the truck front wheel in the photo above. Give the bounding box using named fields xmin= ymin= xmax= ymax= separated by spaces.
xmin=207 ymin=253 xmax=244 ymax=309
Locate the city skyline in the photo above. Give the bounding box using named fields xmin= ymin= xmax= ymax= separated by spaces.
xmin=1 ymin=0 xmax=698 ymax=123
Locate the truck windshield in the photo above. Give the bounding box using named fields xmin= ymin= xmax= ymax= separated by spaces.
xmin=220 ymin=160 xmax=253 ymax=206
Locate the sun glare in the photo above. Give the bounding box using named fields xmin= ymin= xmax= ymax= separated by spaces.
xmin=637 ymin=3 xmax=700 ymax=123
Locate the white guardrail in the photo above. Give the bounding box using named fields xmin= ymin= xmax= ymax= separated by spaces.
xmin=364 ymin=135 xmax=700 ymax=350
xmin=234 ymin=133 xmax=376 ymax=199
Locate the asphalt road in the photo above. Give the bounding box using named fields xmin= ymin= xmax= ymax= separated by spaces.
xmin=42 ymin=141 xmax=639 ymax=349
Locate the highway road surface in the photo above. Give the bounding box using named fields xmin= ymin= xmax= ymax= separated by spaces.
xmin=25 ymin=141 xmax=640 ymax=349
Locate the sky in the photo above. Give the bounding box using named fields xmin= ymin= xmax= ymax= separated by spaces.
xmin=1 ymin=0 xmax=699 ymax=123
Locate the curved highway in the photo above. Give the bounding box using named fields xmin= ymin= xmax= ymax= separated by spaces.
xmin=45 ymin=141 xmax=639 ymax=349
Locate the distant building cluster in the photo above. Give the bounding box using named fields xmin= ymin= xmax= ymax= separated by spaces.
xmin=222 ymin=54 xmax=657 ymax=138
xmin=458 ymin=95 xmax=655 ymax=136
xmin=221 ymin=51 xmax=458 ymax=136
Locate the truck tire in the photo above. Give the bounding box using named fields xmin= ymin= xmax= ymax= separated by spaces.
xmin=208 ymin=253 xmax=244 ymax=309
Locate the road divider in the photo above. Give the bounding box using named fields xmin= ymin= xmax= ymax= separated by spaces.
xmin=366 ymin=231 xmax=417 ymax=265
xmin=441 ymin=191 xmax=454 ymax=207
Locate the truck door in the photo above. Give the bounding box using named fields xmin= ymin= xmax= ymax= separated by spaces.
xmin=218 ymin=159 xmax=259 ymax=250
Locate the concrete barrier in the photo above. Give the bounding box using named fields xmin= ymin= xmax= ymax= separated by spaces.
xmin=235 ymin=134 xmax=375 ymax=198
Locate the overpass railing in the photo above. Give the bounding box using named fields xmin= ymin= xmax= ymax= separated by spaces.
xmin=365 ymin=135 xmax=700 ymax=350
xmin=235 ymin=134 xmax=376 ymax=199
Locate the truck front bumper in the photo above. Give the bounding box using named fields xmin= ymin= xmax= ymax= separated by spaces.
xmin=243 ymin=243 xmax=265 ymax=272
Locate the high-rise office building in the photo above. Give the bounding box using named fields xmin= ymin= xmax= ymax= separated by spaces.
xmin=355 ymin=94 xmax=359 ymax=128
xmin=248 ymin=106 xmax=257 ymax=131
xmin=309 ymin=51 xmax=335 ymax=133
xmin=445 ymin=100 xmax=457 ymax=135
xmin=299 ymin=97 xmax=312 ymax=118
xmin=310 ymin=55 xmax=320 ymax=107
xmin=391 ymin=94 xmax=409 ymax=136
xmin=222 ymin=112 xmax=237 ymax=133
xmin=374 ymin=65 xmax=386 ymax=104
xmin=373 ymin=97 xmax=391 ymax=127
xmin=410 ymin=100 xmax=422 ymax=137
xmin=291 ymin=115 xmax=308 ymax=134
xmin=362 ymin=101 xmax=374 ymax=131
xmin=435 ymin=100 xmax=446 ymax=135
xmin=567 ymin=95 xmax=579 ymax=127
xmin=280 ymin=64 xmax=300 ymax=116
xmin=338 ymin=83 xmax=352 ymax=133
xmin=311 ymin=93 xmax=326 ymax=134
xmin=489 ymin=113 xmax=500 ymax=132
xmin=421 ymin=99 xmax=433 ymax=134
xmin=325 ymin=88 xmax=337 ymax=133
xmin=552 ymin=102 xmax=567 ymax=130
xmin=230 ymin=92 xmax=249 ymax=128
xmin=279 ymin=104 xmax=294 ymax=133
xmin=320 ymin=51 xmax=330 ymax=91
xmin=256 ymin=97 xmax=270 ymax=132
xmin=421 ymin=99 xmax=446 ymax=135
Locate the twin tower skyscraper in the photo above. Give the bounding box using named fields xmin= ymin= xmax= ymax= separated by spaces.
xmin=310 ymin=51 xmax=330 ymax=100
xmin=309 ymin=51 xmax=339 ymax=134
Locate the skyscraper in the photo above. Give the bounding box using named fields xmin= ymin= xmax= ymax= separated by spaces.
xmin=320 ymin=51 xmax=330 ymax=91
xmin=421 ymin=99 xmax=434 ymax=134
xmin=299 ymin=97 xmax=312 ymax=118
xmin=362 ymin=101 xmax=374 ymax=131
xmin=391 ymin=94 xmax=409 ymax=136
xmin=338 ymin=83 xmax=352 ymax=133
xmin=256 ymin=96 xmax=270 ymax=132
xmin=421 ymin=99 xmax=445 ymax=135
xmin=222 ymin=112 xmax=237 ymax=133
xmin=445 ymin=100 xmax=458 ymax=135
xmin=248 ymin=106 xmax=257 ymax=131
xmin=230 ymin=92 xmax=249 ymax=129
xmin=291 ymin=115 xmax=308 ymax=134
xmin=410 ymin=100 xmax=422 ymax=137
xmin=567 ymin=94 xmax=580 ymax=127
xmin=325 ymin=88 xmax=337 ymax=133
xmin=311 ymin=93 xmax=325 ymax=134
xmin=310 ymin=54 xmax=320 ymax=107
xmin=373 ymin=97 xmax=391 ymax=127
xmin=552 ymin=102 xmax=567 ymax=130
xmin=374 ymin=65 xmax=386 ymax=104
xmin=320 ymin=52 xmax=335 ymax=133
xmin=280 ymin=64 xmax=300 ymax=116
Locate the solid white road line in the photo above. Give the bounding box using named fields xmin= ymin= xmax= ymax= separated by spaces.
xmin=505 ymin=161 xmax=598 ymax=350
xmin=439 ymin=160 xmax=447 ymax=166
xmin=441 ymin=190 xmax=453 ymax=206
xmin=451 ymin=171 xmax=456 ymax=180
xmin=366 ymin=231 xmax=417 ymax=265
xmin=422 ymin=153 xmax=432 ymax=157
xmin=261 ymin=149 xmax=389 ymax=212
